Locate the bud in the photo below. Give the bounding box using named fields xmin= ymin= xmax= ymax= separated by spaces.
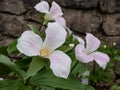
xmin=69 ymin=44 xmax=75 ymax=48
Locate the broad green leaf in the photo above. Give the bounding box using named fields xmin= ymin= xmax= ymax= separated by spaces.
xmin=7 ymin=40 xmax=18 ymax=54
xmin=71 ymin=62 xmax=88 ymax=75
xmin=0 ymin=80 xmax=31 ymax=90
xmin=58 ymin=45 xmax=73 ymax=53
xmin=25 ymin=56 xmax=45 ymax=79
xmin=28 ymin=24 xmax=41 ymax=36
xmin=39 ymin=86 xmax=55 ymax=90
xmin=0 ymin=55 xmax=25 ymax=79
xmin=114 ymin=56 xmax=120 ymax=61
xmin=30 ymin=71 xmax=93 ymax=90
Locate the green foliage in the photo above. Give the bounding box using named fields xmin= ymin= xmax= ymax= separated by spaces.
xmin=7 ymin=40 xmax=18 ymax=54
xmin=0 ymin=80 xmax=32 ymax=90
xmin=30 ymin=71 xmax=94 ymax=90
xmin=28 ymin=24 xmax=41 ymax=36
xmin=0 ymin=46 xmax=8 ymax=56
xmin=58 ymin=45 xmax=74 ymax=53
xmin=25 ymin=56 xmax=45 ymax=79
xmin=111 ymin=85 xmax=120 ymax=90
xmin=0 ymin=55 xmax=25 ymax=79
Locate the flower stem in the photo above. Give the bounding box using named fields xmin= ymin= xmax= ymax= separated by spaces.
xmin=71 ymin=60 xmax=79 ymax=72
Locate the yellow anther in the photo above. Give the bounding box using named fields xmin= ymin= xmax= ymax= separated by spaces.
xmin=40 ymin=47 xmax=51 ymax=57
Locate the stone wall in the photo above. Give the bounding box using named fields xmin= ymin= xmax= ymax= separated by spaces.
xmin=0 ymin=0 xmax=120 ymax=48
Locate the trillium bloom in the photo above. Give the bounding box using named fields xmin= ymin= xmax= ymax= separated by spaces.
xmin=17 ymin=22 xmax=71 ymax=78
xmin=34 ymin=1 xmax=66 ymax=26
xmin=75 ymin=33 xmax=110 ymax=69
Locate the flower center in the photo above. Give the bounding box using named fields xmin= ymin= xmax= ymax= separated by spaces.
xmin=45 ymin=13 xmax=53 ymax=21
xmin=40 ymin=47 xmax=51 ymax=57
xmin=84 ymin=50 xmax=89 ymax=54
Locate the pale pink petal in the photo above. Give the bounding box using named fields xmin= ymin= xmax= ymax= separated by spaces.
xmin=90 ymin=52 xmax=110 ymax=69
xmin=49 ymin=50 xmax=71 ymax=78
xmin=75 ymin=44 xmax=93 ymax=63
xmin=17 ymin=31 xmax=43 ymax=56
xmin=73 ymin=35 xmax=85 ymax=45
xmin=43 ymin=22 xmax=67 ymax=51
xmin=50 ymin=1 xmax=63 ymax=18
xmin=54 ymin=17 xmax=66 ymax=27
xmin=34 ymin=1 xmax=49 ymax=13
xmin=85 ymin=33 xmax=100 ymax=53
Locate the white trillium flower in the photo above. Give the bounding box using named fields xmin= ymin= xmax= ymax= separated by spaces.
xmin=17 ymin=22 xmax=71 ymax=78
xmin=34 ymin=1 xmax=66 ymax=26
xmin=75 ymin=33 xmax=110 ymax=69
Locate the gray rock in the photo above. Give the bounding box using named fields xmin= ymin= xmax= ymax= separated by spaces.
xmin=100 ymin=0 xmax=116 ymax=13
xmin=64 ymin=9 xmax=102 ymax=34
xmin=0 ymin=14 xmax=27 ymax=37
xmin=25 ymin=10 xmax=41 ymax=23
xmin=99 ymin=0 xmax=120 ymax=13
xmin=103 ymin=14 xmax=120 ymax=35
xmin=0 ymin=39 xmax=13 ymax=47
xmin=47 ymin=0 xmax=99 ymax=9
xmin=0 ymin=0 xmax=27 ymax=15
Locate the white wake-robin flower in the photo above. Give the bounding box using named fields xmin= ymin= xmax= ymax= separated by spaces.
xmin=34 ymin=1 xmax=66 ymax=26
xmin=75 ymin=33 xmax=110 ymax=69
xmin=17 ymin=22 xmax=71 ymax=78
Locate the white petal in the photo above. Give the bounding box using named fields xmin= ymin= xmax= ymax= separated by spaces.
xmin=50 ymin=1 xmax=63 ymax=17
xmin=54 ymin=16 xmax=66 ymax=27
xmin=17 ymin=31 xmax=43 ymax=56
xmin=90 ymin=52 xmax=110 ymax=69
xmin=75 ymin=44 xmax=93 ymax=63
xmin=43 ymin=22 xmax=67 ymax=51
xmin=49 ymin=50 xmax=71 ymax=78
xmin=34 ymin=1 xmax=49 ymax=13
xmin=73 ymin=35 xmax=85 ymax=45
xmin=85 ymin=33 xmax=100 ymax=53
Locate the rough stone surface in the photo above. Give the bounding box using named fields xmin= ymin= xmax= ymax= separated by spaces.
xmin=0 ymin=0 xmax=120 ymax=49
xmin=0 ymin=0 xmax=27 ymax=15
xmin=100 ymin=0 xmax=120 ymax=13
xmin=47 ymin=0 xmax=99 ymax=9
xmin=25 ymin=10 xmax=41 ymax=23
xmin=100 ymin=0 xmax=116 ymax=13
xmin=0 ymin=13 xmax=27 ymax=37
xmin=103 ymin=14 xmax=120 ymax=35
xmin=64 ymin=9 xmax=103 ymax=34
xmin=0 ymin=39 xmax=13 ymax=47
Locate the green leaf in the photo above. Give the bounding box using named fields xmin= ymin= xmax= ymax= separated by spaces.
xmin=30 ymin=71 xmax=91 ymax=90
xmin=28 ymin=24 xmax=41 ymax=36
xmin=25 ymin=56 xmax=45 ymax=79
xmin=72 ymin=62 xmax=88 ymax=75
xmin=7 ymin=40 xmax=18 ymax=54
xmin=66 ymin=33 xmax=73 ymax=44
xmin=39 ymin=86 xmax=55 ymax=90
xmin=0 ymin=55 xmax=25 ymax=79
xmin=58 ymin=45 xmax=73 ymax=53
xmin=0 ymin=80 xmax=32 ymax=90
xmin=0 ymin=46 xmax=8 ymax=55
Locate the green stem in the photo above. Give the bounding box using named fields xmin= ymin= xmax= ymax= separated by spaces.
xmin=92 ymin=61 xmax=96 ymax=76
xmin=39 ymin=15 xmax=45 ymax=31
xmin=71 ymin=60 xmax=79 ymax=72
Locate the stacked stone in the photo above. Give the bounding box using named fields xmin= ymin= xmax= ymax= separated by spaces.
xmin=0 ymin=0 xmax=120 ymax=49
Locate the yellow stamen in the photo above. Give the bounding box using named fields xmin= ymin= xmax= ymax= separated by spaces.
xmin=40 ymin=47 xmax=51 ymax=57
xmin=45 ymin=13 xmax=53 ymax=21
